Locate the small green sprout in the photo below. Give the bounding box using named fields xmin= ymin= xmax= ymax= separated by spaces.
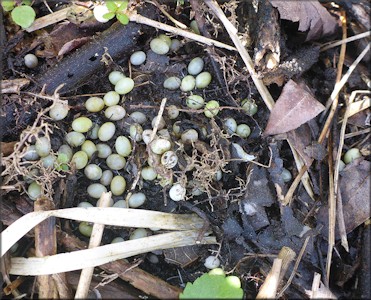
xmin=180 ymin=268 xmax=243 ymax=299
xmin=2 ymin=0 xmax=36 ymax=29
xmin=103 ymin=1 xmax=129 ymax=25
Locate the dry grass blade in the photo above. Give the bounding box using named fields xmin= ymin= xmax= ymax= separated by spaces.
xmin=75 ymin=192 xmax=112 ymax=299
xmin=320 ymin=30 xmax=371 ymax=52
xmin=256 ymin=258 xmax=282 ymax=299
xmin=128 ymin=11 xmax=236 ymax=51
xmin=0 ymin=208 xmax=206 ymax=256
xmin=9 ymin=230 xmax=216 ymax=276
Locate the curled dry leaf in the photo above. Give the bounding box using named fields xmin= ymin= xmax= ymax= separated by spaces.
xmin=264 ymin=80 xmax=325 ymax=136
xmin=269 ymin=0 xmax=338 ymax=41
xmin=317 ymin=159 xmax=371 ymax=239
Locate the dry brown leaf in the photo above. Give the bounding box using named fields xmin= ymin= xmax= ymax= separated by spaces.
xmin=318 ymin=159 xmax=371 ymax=239
xmin=269 ymin=0 xmax=338 ymax=41
xmin=264 ymin=80 xmax=325 ymax=136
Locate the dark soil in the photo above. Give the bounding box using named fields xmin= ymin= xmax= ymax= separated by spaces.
xmin=1 ymin=0 xmax=370 ymax=299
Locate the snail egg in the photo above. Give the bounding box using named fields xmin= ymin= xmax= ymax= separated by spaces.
xmin=241 ymin=99 xmax=258 ymax=116
xmin=100 ymin=170 xmax=113 ymax=186
xmin=71 ymin=151 xmax=88 ymax=169
xmin=181 ymin=129 xmax=199 ymax=144
xmin=103 ymin=91 xmax=120 ymax=107
xmin=23 ymin=145 xmax=39 ymax=161
xmin=41 ymin=154 xmax=56 ymax=168
xmin=150 ymin=38 xmax=170 ymax=55
xmin=115 ymin=77 xmax=134 ymax=95
xmin=169 ymin=183 xmax=186 ymax=201
xmin=96 ymin=143 xmax=112 ymax=158
xmin=98 ymin=122 xmax=116 ymax=141
xmin=130 ymin=228 xmax=148 ymax=240
xmin=224 ymin=118 xmax=237 ymax=134
xmin=58 ymin=144 xmax=73 ymax=162
xmin=170 ymin=39 xmax=181 ymax=52
xmin=79 ymin=222 xmax=93 ymax=237
xmin=93 ymin=4 xmax=110 ymax=23
xmin=88 ymin=123 xmax=100 ymax=139
xmin=167 ymin=105 xmax=180 ymax=119
xmin=344 ymin=148 xmax=362 ymax=164
xmin=111 ymin=237 xmax=124 ymax=243
xmin=87 ymin=183 xmax=107 ymax=199
xmin=204 ymin=100 xmax=220 ymax=118
xmin=188 ymin=57 xmax=204 ymax=75
xmin=130 ymin=111 xmax=147 ymax=124
xmin=196 ymin=71 xmax=212 ymax=89
xmin=105 ymin=105 xmax=126 ymax=121
xmin=106 ymin=154 xmax=126 ymax=170
xmin=180 ymin=75 xmax=196 ymax=92
xmin=141 ymin=166 xmax=157 ymax=181
xmin=115 ymin=136 xmax=132 ymax=157
xmin=128 ymin=192 xmax=146 ymax=208
xmin=281 ymin=168 xmax=292 ymax=182
xmin=84 ymin=164 xmax=103 ymax=180
xmin=23 ymin=169 xmax=39 ymax=184
xmin=108 ymin=71 xmax=125 ymax=85
xmin=129 ymin=123 xmax=143 ymax=142
xmin=28 ymin=181 xmax=42 ymax=200
xmin=186 ymin=95 xmax=204 ymax=109
xmin=113 ymin=199 xmax=127 ymax=208
xmin=190 ymin=20 xmax=200 ymax=34
xmin=24 ymin=53 xmax=38 ymax=68
xmin=236 ymin=124 xmax=251 ymax=138
xmin=204 ymin=256 xmax=220 ymax=269
xmin=150 ymin=138 xmax=171 ymax=155
xmin=49 ymin=102 xmax=69 ymax=120
xmin=130 ymin=51 xmax=146 ymax=65
xmin=142 ymin=129 xmax=153 ymax=145
xmin=110 ymin=175 xmax=126 ymax=196
xmin=163 ymin=77 xmax=181 ymax=90
xmin=81 ymin=140 xmax=97 ymax=158
xmin=172 ymin=121 xmax=181 ymax=137
xmin=158 ymin=129 xmax=171 ymax=140
xmin=161 ymin=151 xmax=178 ymax=169
xmin=35 ymin=136 xmax=51 ymax=157
xmin=158 ymin=34 xmax=172 ymax=46
xmin=66 ymin=131 xmax=86 ymax=147
xmin=72 ymin=117 xmax=93 ymax=133
xmin=85 ymin=97 xmax=104 ymax=112
xmin=78 ymin=201 xmax=94 ymax=208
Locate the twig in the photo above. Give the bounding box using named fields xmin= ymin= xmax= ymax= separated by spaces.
xmin=150 ymin=98 xmax=167 ymax=142
xmin=75 ymin=192 xmax=112 ymax=299
xmin=320 ymin=30 xmax=371 ymax=52
xmin=322 ymin=11 xmax=348 ymax=116
xmin=203 ymin=0 xmax=275 ymax=111
xmin=326 ymin=134 xmax=335 ymax=286
xmin=128 ymin=11 xmax=236 ymax=51
xmin=277 ymin=236 xmax=310 ymax=298
xmin=256 ymin=258 xmax=282 ymax=299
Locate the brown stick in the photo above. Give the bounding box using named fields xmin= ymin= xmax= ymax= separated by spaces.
xmin=34 ymin=197 xmax=59 ymax=299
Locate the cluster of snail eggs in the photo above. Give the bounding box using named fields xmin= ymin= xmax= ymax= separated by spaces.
xmin=30 ymin=32 xmax=260 ymax=240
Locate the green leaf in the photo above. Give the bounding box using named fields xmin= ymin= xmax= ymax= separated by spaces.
xmin=1 ymin=0 xmax=15 ymax=12
xmin=11 ymin=5 xmax=36 ymax=29
xmin=116 ymin=13 xmax=129 ymax=25
xmin=117 ymin=1 xmax=128 ymax=10
xmin=103 ymin=12 xmax=115 ymax=20
xmin=105 ymin=2 xmax=117 ymax=12
xmin=179 ymin=273 xmax=243 ymax=299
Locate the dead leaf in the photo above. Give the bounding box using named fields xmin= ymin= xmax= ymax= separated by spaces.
xmin=317 ymin=159 xmax=371 ymax=239
xmin=269 ymin=0 xmax=338 ymax=41
xmin=264 ymin=80 xmax=325 ymax=136
xmin=58 ymin=37 xmax=91 ymax=57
